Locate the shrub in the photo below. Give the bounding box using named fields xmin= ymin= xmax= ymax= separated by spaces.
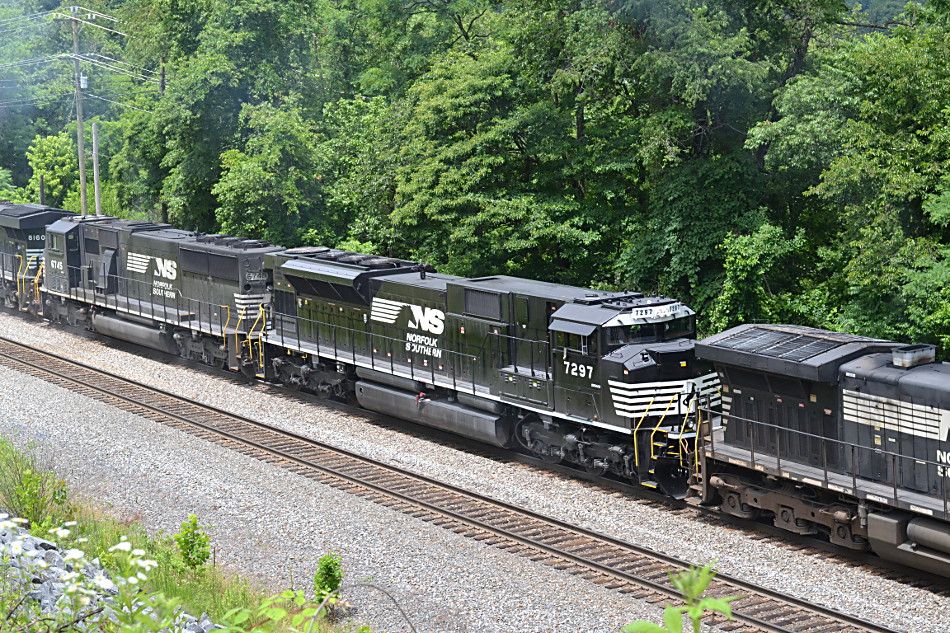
xmin=174 ymin=514 xmax=211 ymax=571
xmin=313 ymin=551 xmax=344 ymax=602
xmin=0 ymin=438 xmax=67 ymax=528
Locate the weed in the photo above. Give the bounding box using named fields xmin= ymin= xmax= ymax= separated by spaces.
xmin=174 ymin=514 xmax=211 ymax=571
xmin=623 ymin=562 xmax=737 ymax=633
xmin=0 ymin=437 xmax=67 ymax=528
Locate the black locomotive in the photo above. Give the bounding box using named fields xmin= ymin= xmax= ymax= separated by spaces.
xmin=30 ymin=209 xmax=720 ymax=499
xmin=696 ymin=324 xmax=950 ymax=577
xmin=2 ymin=202 xmax=950 ymax=578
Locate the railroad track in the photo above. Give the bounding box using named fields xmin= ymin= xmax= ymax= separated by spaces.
xmin=0 ymin=336 xmax=905 ymax=633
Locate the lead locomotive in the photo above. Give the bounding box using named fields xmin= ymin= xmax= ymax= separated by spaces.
xmin=3 ymin=203 xmax=950 ymax=578
xmin=28 ymin=210 xmax=718 ymax=499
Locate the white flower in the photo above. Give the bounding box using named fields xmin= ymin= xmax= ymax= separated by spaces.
xmin=126 ymin=576 xmax=138 ymax=585
xmin=134 ymin=558 xmax=158 ymax=570
xmin=79 ymin=596 xmax=90 ymax=606
xmin=93 ymin=573 xmax=115 ymax=591
xmin=63 ymin=549 xmax=84 ymax=561
xmin=63 ymin=521 xmax=77 ymax=527
xmin=0 ymin=513 xmax=8 ymax=520
xmin=60 ymin=571 xmax=79 ymax=582
xmin=8 ymin=541 xmax=22 ymax=555
xmin=24 ymin=550 xmax=38 ymax=558
xmin=0 ymin=520 xmax=15 ymax=530
xmin=75 ymin=538 xmax=88 ymax=543
xmin=108 ymin=541 xmax=132 ymax=553
xmin=48 ymin=527 xmax=69 ymax=539
xmin=136 ymin=572 xmax=147 ymax=581
xmin=131 ymin=548 xmax=146 ymax=556
xmin=12 ymin=518 xmax=27 ymax=525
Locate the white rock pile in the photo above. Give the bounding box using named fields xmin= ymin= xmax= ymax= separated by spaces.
xmin=0 ymin=516 xmax=220 ymax=633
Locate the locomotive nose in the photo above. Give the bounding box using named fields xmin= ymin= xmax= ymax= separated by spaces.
xmin=622 ymin=338 xmax=697 ymax=380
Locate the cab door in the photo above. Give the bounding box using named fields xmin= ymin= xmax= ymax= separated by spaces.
xmin=551 ymin=324 xmax=601 ymax=420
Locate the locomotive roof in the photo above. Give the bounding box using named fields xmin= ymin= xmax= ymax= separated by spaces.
xmin=50 ymin=216 xmax=283 ymax=254
xmin=133 ymin=229 xmax=284 ymax=254
xmin=840 ymin=352 xmax=950 ymax=407
xmin=552 ymin=297 xmax=692 ymax=328
xmin=697 ymin=324 xmax=901 ymax=383
xmin=448 ymin=275 xmax=635 ymax=303
xmin=0 ymin=204 xmax=73 ymax=229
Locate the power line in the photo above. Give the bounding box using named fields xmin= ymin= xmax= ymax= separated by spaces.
xmin=85 ymin=53 xmax=159 ymax=77
xmin=0 ymin=11 xmax=58 ymax=28
xmin=0 ymin=22 xmax=54 ymax=36
xmin=87 ymin=93 xmax=153 ymax=113
xmin=65 ymin=54 xmax=160 ymax=83
xmin=49 ymin=8 xmax=128 ymax=37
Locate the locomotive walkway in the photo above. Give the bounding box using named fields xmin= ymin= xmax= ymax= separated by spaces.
xmin=0 ymin=335 xmax=906 ymax=633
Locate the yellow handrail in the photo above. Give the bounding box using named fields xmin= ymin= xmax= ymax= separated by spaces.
xmin=257 ymin=304 xmax=266 ymax=367
xmin=24 ymin=256 xmax=36 ymax=309
xmin=247 ymin=303 xmax=265 ymax=369
xmin=14 ymin=254 xmax=23 ymax=304
xmin=647 ymin=394 xmax=679 ymax=464
xmin=32 ymin=261 xmax=44 ymax=303
xmin=220 ymin=305 xmax=231 ymax=349
xmin=234 ymin=307 xmax=247 ymax=358
xmin=632 ymin=397 xmax=656 ymax=468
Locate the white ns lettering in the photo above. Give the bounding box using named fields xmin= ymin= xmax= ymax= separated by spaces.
xmin=154 ymin=259 xmax=178 ymax=280
xmin=563 ymin=361 xmax=594 ymax=379
xmin=407 ymin=305 xmax=445 ymax=334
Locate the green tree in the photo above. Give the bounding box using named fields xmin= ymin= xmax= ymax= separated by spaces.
xmin=746 ymin=4 xmax=950 ymax=348
xmin=24 ymin=132 xmax=78 ymax=208
xmin=213 ymin=103 xmax=324 ymax=245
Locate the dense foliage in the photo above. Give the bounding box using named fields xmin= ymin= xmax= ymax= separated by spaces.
xmin=0 ymin=0 xmax=947 ymax=350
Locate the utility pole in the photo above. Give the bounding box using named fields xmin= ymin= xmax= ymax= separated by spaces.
xmin=159 ymin=57 xmax=168 ymax=224
xmin=92 ymin=121 xmax=101 ymax=216
xmin=71 ymin=11 xmax=88 ymax=216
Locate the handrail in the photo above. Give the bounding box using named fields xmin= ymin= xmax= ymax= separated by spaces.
xmin=14 ymin=254 xmax=23 ymax=305
xmin=647 ymin=394 xmax=679 ymax=465
xmin=250 ymin=303 xmax=266 ymax=368
xmin=220 ymin=305 xmax=231 ymax=349
xmin=699 ymin=406 xmax=948 ymax=509
xmin=234 ymin=307 xmax=247 ymax=358
xmin=631 ymin=397 xmax=656 ymax=468
xmin=32 ymin=261 xmax=44 ymax=303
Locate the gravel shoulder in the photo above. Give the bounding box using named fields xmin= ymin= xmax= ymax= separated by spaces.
xmin=0 ymin=312 xmax=944 ymax=633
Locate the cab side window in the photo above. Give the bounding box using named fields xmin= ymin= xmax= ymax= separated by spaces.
xmin=556 ymin=331 xmax=595 ymax=355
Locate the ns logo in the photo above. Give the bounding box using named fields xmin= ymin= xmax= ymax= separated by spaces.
xmin=154 ymin=258 xmax=178 ymax=280
xmin=407 ymin=305 xmax=445 ymax=335
xmin=370 ymin=297 xmax=444 ymax=334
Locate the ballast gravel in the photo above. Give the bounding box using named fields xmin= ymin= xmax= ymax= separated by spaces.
xmin=0 ymin=313 xmax=946 ymax=633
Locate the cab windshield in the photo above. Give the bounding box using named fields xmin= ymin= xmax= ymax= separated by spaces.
xmin=603 ymin=315 xmax=695 ymax=350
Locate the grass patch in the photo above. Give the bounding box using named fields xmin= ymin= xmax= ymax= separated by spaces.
xmin=0 ymin=435 xmax=360 ymax=632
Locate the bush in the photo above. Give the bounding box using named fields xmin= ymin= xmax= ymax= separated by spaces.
xmin=0 ymin=438 xmax=67 ymax=528
xmin=174 ymin=514 xmax=211 ymax=571
xmin=314 ymin=551 xmax=344 ymax=602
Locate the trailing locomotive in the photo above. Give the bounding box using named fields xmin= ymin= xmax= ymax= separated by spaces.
xmin=2 ymin=203 xmax=950 ymax=578
xmin=696 ymin=324 xmax=950 ymax=577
